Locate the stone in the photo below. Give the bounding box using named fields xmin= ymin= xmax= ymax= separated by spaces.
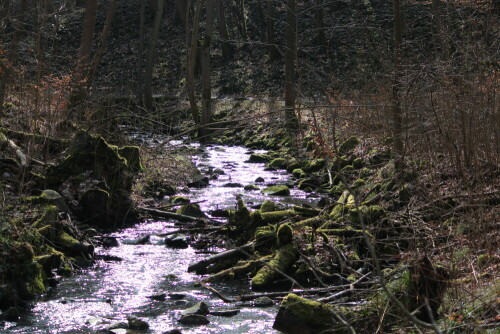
xmin=176 ymin=203 xmax=206 ymax=218
xmin=187 ymin=176 xmax=209 ymax=188
xmin=4 ymin=307 xmax=19 ymax=322
xmin=248 ymin=153 xmax=271 ymax=163
xmin=260 ymin=200 xmax=276 ymax=213
xmin=209 ymin=309 xmax=240 ymax=317
xmin=255 ymin=177 xmax=265 ymax=183
xmin=262 ymin=185 xmax=290 ymax=196
xmin=223 ymin=182 xmax=243 ymax=188
xmin=165 ymin=234 xmax=189 ymax=249
xmin=178 ymin=314 xmax=210 ymax=325
xmin=118 ymin=145 xmax=143 ymax=171
xmin=253 ymin=296 xmax=274 ymax=307
xmin=127 ymin=316 xmax=149 ymax=330
xmin=79 ymin=188 xmax=109 ymax=227
xmin=163 ymin=330 xmax=182 ymax=334
xmin=268 ymin=158 xmax=287 ymax=169
xmin=107 ymin=321 xmax=128 ymax=330
xmin=181 ymin=301 xmax=209 ymax=315
xmin=244 ymin=184 xmax=260 ymax=191
xmin=277 ymin=224 xmax=293 ymax=245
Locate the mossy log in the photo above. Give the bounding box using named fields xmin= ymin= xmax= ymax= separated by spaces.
xmin=251 ymin=243 xmax=298 ymax=290
xmin=188 ymin=242 xmax=254 ymax=274
xmin=292 ymin=205 xmax=320 ymax=217
xmin=203 ymin=260 xmax=260 ymax=283
xmin=273 ymin=293 xmax=349 ymax=334
xmin=261 ymin=210 xmax=294 ymax=224
xmin=0 ymin=126 xmax=69 ymax=154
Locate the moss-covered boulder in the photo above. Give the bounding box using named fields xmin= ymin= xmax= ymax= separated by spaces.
xmin=338 ymin=136 xmax=360 ymax=156
xmin=251 ymin=243 xmax=297 ymax=290
xmin=248 ymin=153 xmax=272 ymax=163
xmin=118 ymin=146 xmax=143 ymax=171
xmin=303 ymin=158 xmax=326 ymax=173
xmin=277 ymin=224 xmax=293 ymax=245
xmin=273 ymin=293 xmax=350 ymax=333
xmin=176 ymin=203 xmax=207 ymax=218
xmin=262 ymin=185 xmax=290 ymax=196
xmin=79 ymin=189 xmax=109 ymax=226
xmin=260 ymin=200 xmax=276 ymax=213
xmin=26 ymin=190 xmax=68 ymax=213
xmin=46 ymin=130 xmax=137 ymax=228
xmin=268 ymin=158 xmax=287 ymax=169
xmin=292 ymin=168 xmax=306 ymax=178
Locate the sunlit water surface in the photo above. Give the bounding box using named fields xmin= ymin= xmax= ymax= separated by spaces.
xmin=6 ymin=145 xmax=316 ymax=333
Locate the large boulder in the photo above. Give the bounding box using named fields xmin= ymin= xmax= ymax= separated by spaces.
xmin=46 ymin=130 xmax=139 ymax=228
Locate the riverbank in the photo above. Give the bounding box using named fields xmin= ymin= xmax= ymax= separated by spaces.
xmin=1 ymin=104 xmax=499 ymax=332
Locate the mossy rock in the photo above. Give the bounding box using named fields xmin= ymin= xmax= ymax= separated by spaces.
xmin=176 ymin=203 xmax=206 ymax=218
xmin=118 ymin=146 xmax=143 ymax=171
xmin=248 ymin=153 xmax=272 ymax=163
xmin=303 ymin=158 xmax=326 ymax=173
xmin=273 ymin=293 xmax=350 ymax=333
xmin=244 ymin=184 xmax=260 ymax=191
xmin=352 ymin=158 xmax=364 ymax=169
xmin=254 ymin=226 xmax=276 ymax=247
xmin=26 ymin=190 xmax=68 ymax=212
xmin=261 ymin=210 xmax=293 ymax=224
xmin=292 ymin=168 xmax=306 ymax=178
xmin=262 ymin=185 xmax=290 ymax=196
xmin=338 ymin=136 xmax=360 ymax=156
xmin=277 ymin=224 xmax=293 ymax=245
xmin=32 ymin=205 xmax=59 ymax=229
xmin=260 ymin=200 xmax=276 ymax=213
xmin=268 ymin=158 xmax=287 ymax=169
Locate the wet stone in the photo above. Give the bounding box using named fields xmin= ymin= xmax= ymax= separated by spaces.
xmin=168 ymin=293 xmax=186 ymax=300
xmin=4 ymin=307 xmax=19 ymax=322
xmin=127 ymin=316 xmax=149 ymax=330
xmin=181 ymin=301 xmax=209 ymax=315
xmin=209 ymin=309 xmax=240 ymax=317
xmin=163 ymin=330 xmax=182 ymax=334
xmin=253 ymin=296 xmax=274 ymax=307
xmin=178 ymin=314 xmax=210 ymax=326
xmin=165 ymin=234 xmax=189 ymax=249
xmin=107 ymin=321 xmax=128 ymax=330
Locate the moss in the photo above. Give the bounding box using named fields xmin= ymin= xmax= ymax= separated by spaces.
xmin=261 ymin=210 xmax=293 ymax=224
xmin=32 ymin=205 xmax=59 ymax=229
xmin=352 ymin=178 xmax=366 ymax=189
xmin=260 ymin=200 xmax=276 ymax=213
xmin=352 ymin=158 xmax=364 ymax=169
xmin=176 ymin=203 xmax=206 ymax=218
xmin=338 ymin=136 xmax=360 ymax=156
xmin=349 ymin=205 xmax=386 ymax=225
xmin=329 ymin=191 xmax=355 ymax=218
xmin=268 ymin=158 xmax=287 ymax=169
xmin=276 ymin=294 xmax=349 ymax=332
xmin=262 ymin=185 xmax=290 ymax=196
xmin=251 ymin=243 xmax=297 ymax=290
xmin=25 ymin=262 xmax=47 ymax=296
xmin=169 ymin=196 xmax=190 ymax=204
xmin=292 ymin=168 xmax=306 ymax=178
xmin=277 ymin=224 xmax=293 ymax=245
xmin=303 ymin=158 xmax=326 ymax=173
xmin=118 ymin=146 xmax=144 ymax=171
xmin=248 ymin=153 xmax=272 ymax=163
xmin=359 ymin=167 xmax=372 ymax=178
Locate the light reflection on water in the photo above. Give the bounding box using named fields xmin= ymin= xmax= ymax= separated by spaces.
xmin=8 ymin=146 xmax=314 ymax=333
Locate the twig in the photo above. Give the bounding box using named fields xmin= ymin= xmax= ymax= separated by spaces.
xmin=197 ymin=280 xmax=236 ymax=303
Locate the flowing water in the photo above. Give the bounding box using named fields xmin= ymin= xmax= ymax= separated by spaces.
xmin=5 ymin=145 xmax=318 ymax=334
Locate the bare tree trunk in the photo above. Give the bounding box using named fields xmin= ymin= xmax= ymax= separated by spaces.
xmin=0 ymin=0 xmax=26 ymax=113
xmin=284 ymin=0 xmax=298 ymax=132
xmin=315 ymin=0 xmax=326 ymax=51
xmin=216 ymin=0 xmax=233 ymax=61
xmin=144 ymin=0 xmax=165 ymax=110
xmin=237 ymin=0 xmax=248 ymax=40
xmin=175 ymin=0 xmax=188 ymax=28
xmin=431 ymin=0 xmax=449 ymax=59
xmin=186 ymin=0 xmax=203 ymax=124
xmin=70 ymin=0 xmax=98 ymax=108
xmin=137 ymin=0 xmax=146 ymax=105
xmin=392 ymin=0 xmax=404 ymax=166
xmin=266 ymin=0 xmax=278 ymax=61
xmin=200 ymin=0 xmax=216 ymax=140
xmin=87 ymin=0 xmax=118 ymax=88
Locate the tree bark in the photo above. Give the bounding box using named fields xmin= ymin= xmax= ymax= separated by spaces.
xmin=266 ymin=0 xmax=278 ymax=61
xmin=137 ymin=0 xmax=146 ymax=105
xmin=431 ymin=0 xmax=449 ymax=59
xmin=87 ymin=0 xmax=118 ymax=89
xmin=70 ymin=0 xmax=98 ymax=108
xmin=186 ymin=0 xmax=203 ymax=124
xmin=216 ymin=0 xmax=233 ymax=61
xmin=315 ymin=0 xmax=326 ymax=51
xmin=200 ymin=0 xmax=216 ymax=140
xmin=392 ymin=0 xmax=404 ymax=165
xmin=284 ymin=0 xmax=298 ymax=132
xmin=144 ymin=0 xmax=165 ymax=110
xmin=175 ymin=0 xmax=188 ymax=28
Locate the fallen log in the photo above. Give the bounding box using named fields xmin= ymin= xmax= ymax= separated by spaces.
xmin=138 ymin=206 xmax=199 ymax=222
xmin=188 ymin=242 xmax=255 ymax=273
xmin=251 ymin=243 xmax=298 ymax=290
xmin=203 ymin=259 xmax=260 ymax=283
xmin=0 ymin=131 xmax=27 ymax=166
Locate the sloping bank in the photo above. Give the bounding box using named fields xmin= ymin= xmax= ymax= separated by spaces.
xmin=0 ymin=130 xmax=143 ymax=317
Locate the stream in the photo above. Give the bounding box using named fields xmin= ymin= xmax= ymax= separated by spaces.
xmin=7 ymin=145 xmax=318 ymax=334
